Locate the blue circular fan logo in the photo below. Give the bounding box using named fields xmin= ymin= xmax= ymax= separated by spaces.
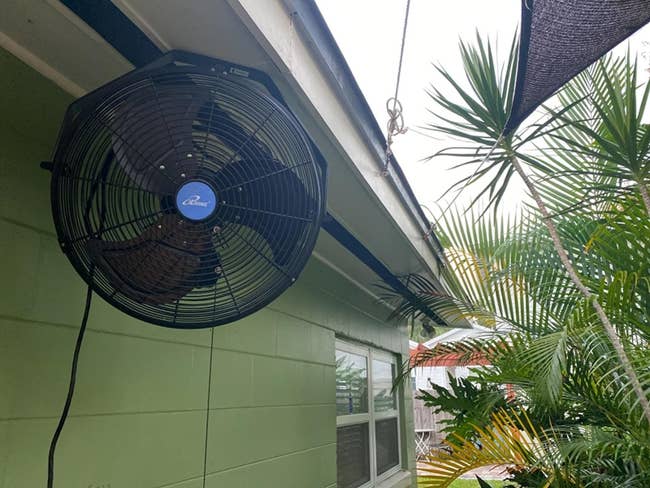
xmin=175 ymin=181 xmax=217 ymax=221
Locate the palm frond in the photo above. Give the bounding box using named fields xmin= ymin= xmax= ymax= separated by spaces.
xmin=541 ymin=54 xmax=650 ymax=215
xmin=418 ymin=409 xmax=572 ymax=488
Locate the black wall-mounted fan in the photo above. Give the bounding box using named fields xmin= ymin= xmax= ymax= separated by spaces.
xmin=50 ymin=51 xmax=326 ymax=328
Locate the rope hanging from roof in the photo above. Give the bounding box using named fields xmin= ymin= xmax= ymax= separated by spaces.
xmin=504 ymin=0 xmax=650 ymax=135
xmin=383 ymin=0 xmax=411 ymax=175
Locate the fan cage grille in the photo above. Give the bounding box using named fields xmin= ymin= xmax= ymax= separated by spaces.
xmin=51 ymin=63 xmax=325 ymax=328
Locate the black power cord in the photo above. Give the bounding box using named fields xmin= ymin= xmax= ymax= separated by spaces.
xmin=47 ymin=128 xmax=106 ymax=487
xmin=47 ymin=282 xmax=93 ymax=488
xmin=201 ymin=326 xmax=216 ymax=487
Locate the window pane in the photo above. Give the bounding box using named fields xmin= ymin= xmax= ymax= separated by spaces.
xmin=336 ymin=350 xmax=368 ymax=415
xmin=376 ymin=417 xmax=399 ymax=475
xmin=372 ymin=359 xmax=396 ymax=412
xmin=337 ymin=423 xmax=370 ymax=488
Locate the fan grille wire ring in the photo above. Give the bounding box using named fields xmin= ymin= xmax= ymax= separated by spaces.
xmin=51 ymin=64 xmax=325 ymax=328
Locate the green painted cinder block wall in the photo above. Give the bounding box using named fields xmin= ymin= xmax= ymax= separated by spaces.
xmin=0 ymin=48 xmax=416 ymax=488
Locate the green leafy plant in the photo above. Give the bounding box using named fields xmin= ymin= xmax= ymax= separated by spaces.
xmin=418 ymin=374 xmax=510 ymax=440
xmin=391 ymin=34 xmax=650 ymax=487
xmin=418 ymin=409 xmax=576 ymax=488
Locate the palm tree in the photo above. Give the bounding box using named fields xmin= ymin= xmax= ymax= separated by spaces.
xmin=547 ymin=54 xmax=650 ymax=217
xmin=422 ymin=33 xmax=650 ymax=426
xmin=389 ymin=35 xmax=650 ymax=487
xmin=397 ymin=204 xmax=650 ymax=486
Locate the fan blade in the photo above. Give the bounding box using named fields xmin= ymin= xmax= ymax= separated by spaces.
xmin=196 ymin=100 xmax=274 ymax=159
xmin=108 ymin=79 xmax=210 ymax=195
xmin=215 ymin=158 xmax=314 ymax=267
xmin=194 ymin=102 xmax=316 ymax=266
xmin=86 ymin=214 xmax=220 ymax=305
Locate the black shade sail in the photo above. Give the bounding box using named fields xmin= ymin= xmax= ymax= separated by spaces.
xmin=504 ymin=0 xmax=650 ymax=134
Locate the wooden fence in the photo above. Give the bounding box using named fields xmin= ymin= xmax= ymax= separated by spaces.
xmin=412 ymin=389 xmax=454 ymax=454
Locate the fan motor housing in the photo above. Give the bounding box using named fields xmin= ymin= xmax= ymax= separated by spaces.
xmin=175 ymin=180 xmax=218 ymax=221
xmin=50 ymin=51 xmax=326 ymax=328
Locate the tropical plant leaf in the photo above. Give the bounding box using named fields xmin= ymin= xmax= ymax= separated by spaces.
xmin=418 ymin=409 xmax=570 ymax=488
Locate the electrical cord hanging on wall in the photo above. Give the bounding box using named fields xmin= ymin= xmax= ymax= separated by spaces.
xmin=201 ymin=327 xmax=216 ymax=487
xmin=47 ymin=279 xmax=93 ymax=488
xmin=383 ymin=0 xmax=412 ymax=175
xmin=46 ymin=285 xmax=217 ymax=488
xmin=47 ymin=152 xmax=109 ymax=488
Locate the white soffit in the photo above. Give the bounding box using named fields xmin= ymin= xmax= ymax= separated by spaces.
xmin=0 ymin=0 xmax=131 ymax=95
xmin=111 ymin=0 xmax=271 ymax=70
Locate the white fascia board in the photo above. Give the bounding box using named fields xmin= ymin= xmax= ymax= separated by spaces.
xmin=423 ymin=325 xmax=503 ymax=348
xmin=422 ymin=329 xmax=466 ymax=348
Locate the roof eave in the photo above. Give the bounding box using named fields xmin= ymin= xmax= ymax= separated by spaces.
xmin=282 ymin=0 xmax=447 ymax=266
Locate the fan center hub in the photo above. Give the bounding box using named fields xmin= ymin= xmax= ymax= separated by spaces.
xmin=175 ymin=180 xmax=218 ymax=221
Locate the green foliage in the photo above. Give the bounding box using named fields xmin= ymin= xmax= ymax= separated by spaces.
xmin=418 ymin=409 xmax=579 ymax=488
xmin=544 ymin=54 xmax=650 ymax=212
xmin=418 ymin=374 xmax=509 ymax=440
xmin=475 ymin=476 xmax=503 ymax=488
xmin=392 ymin=33 xmax=650 ymax=488
xmin=419 ymin=480 xmax=506 ymax=488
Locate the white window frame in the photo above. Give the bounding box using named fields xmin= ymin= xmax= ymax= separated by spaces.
xmin=336 ymin=339 xmax=402 ymax=487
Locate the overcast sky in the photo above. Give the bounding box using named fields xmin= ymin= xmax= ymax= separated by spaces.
xmin=316 ymin=0 xmax=649 ymax=218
